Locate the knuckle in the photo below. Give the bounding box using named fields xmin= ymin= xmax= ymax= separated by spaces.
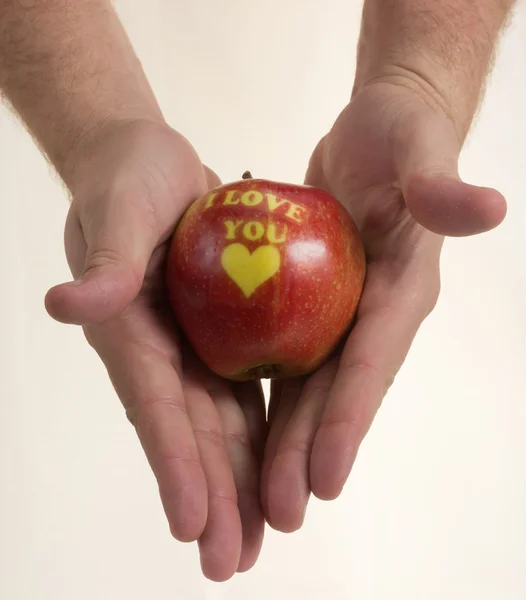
xmin=222 ymin=430 xmax=252 ymax=451
xmin=207 ymin=490 xmax=238 ymax=509
xmin=341 ymin=358 xmax=382 ymax=378
xmin=84 ymin=247 xmax=127 ymax=271
xmin=319 ymin=415 xmax=365 ymax=441
xmin=155 ymin=453 xmax=202 ymax=471
xmin=277 ymin=438 xmax=312 ymax=458
xmin=342 ymin=358 xmax=395 ymax=398
xmin=193 ymin=427 xmax=224 ymax=448
xmin=125 ymin=396 xmax=187 ymax=430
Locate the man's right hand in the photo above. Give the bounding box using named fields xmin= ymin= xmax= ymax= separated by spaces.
xmin=45 ymin=119 xmax=267 ymax=582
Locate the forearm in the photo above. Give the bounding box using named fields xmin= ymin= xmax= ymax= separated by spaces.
xmin=354 ymin=0 xmax=516 ymax=138
xmin=0 ymin=0 xmax=163 ymax=186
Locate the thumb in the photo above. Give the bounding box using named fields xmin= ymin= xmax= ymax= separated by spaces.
xmin=45 ymin=196 xmax=163 ymax=326
xmin=393 ymin=108 xmax=507 ymax=237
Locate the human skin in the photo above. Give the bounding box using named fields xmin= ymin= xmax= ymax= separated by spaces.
xmin=1 ymin=0 xmax=266 ymax=582
xmin=260 ymin=0 xmax=516 ymax=533
xmin=0 ymin=0 xmax=517 ymax=581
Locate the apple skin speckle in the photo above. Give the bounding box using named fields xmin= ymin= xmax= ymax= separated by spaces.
xmin=166 ymin=178 xmax=366 ymax=381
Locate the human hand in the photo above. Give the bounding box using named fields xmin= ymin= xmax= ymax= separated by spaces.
xmin=261 ymin=80 xmax=507 ymax=532
xmin=45 ymin=120 xmax=267 ymax=581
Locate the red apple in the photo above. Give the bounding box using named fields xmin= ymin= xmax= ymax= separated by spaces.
xmin=165 ymin=175 xmax=366 ymax=381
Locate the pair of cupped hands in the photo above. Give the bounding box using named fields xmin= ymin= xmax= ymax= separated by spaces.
xmin=45 ymin=80 xmax=506 ymax=581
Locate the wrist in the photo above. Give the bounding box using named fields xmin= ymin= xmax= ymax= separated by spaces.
xmin=0 ymin=0 xmax=165 ymax=188
xmin=353 ymin=62 xmax=469 ymax=143
xmin=354 ymin=0 xmax=516 ymax=141
xmin=59 ymin=110 xmax=165 ymax=190
xmin=61 ymin=115 xmax=172 ymax=193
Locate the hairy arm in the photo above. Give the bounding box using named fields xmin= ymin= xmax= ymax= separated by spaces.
xmin=0 ymin=0 xmax=163 ymax=186
xmin=354 ymin=0 xmax=517 ymax=139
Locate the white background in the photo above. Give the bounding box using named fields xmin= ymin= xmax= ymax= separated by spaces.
xmin=1 ymin=1 xmax=525 ymax=598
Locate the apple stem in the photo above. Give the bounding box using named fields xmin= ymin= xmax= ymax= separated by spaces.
xmin=242 ymin=171 xmax=253 ymax=179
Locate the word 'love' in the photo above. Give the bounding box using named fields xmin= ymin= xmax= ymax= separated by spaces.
xmin=204 ymin=190 xmax=308 ymax=224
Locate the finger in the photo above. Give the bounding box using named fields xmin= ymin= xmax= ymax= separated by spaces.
xmin=405 ymin=174 xmax=506 ymax=237
xmin=261 ymin=377 xmax=305 ymax=530
xmin=310 ymin=258 xmax=439 ymax=500
xmin=204 ymin=165 xmax=222 ymax=189
xmin=265 ymin=358 xmax=339 ymax=532
xmin=46 ymin=167 xmax=208 ymax=326
xmin=86 ymin=304 xmax=208 ymax=542
xmin=216 ymin=380 xmax=266 ymax=573
xmin=393 ymin=107 xmax=506 ymax=236
xmin=183 ymin=366 xmax=242 ymax=582
xmin=46 ymin=197 xmax=162 ymax=325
